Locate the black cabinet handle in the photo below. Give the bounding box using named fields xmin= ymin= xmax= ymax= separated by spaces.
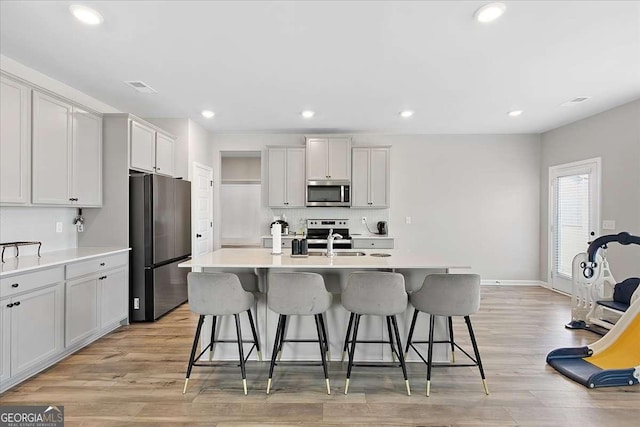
xmin=6 ymin=303 xmax=13 ymax=308
xmin=100 ymin=262 xmax=106 ymax=266
xmin=13 ymin=301 xmax=20 ymax=306
xmin=99 ymin=275 xmax=107 ymax=280
xmin=11 ymin=283 xmax=19 ymax=288
xmin=196 ymin=234 xmax=202 ymax=238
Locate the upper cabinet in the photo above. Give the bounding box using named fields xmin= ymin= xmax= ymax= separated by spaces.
xmin=130 ymin=120 xmax=175 ymax=176
xmin=0 ymin=76 xmax=31 ymax=205
xmin=268 ymin=146 xmax=305 ymax=208
xmin=32 ymin=91 xmax=102 ymax=206
xmin=351 ymin=147 xmax=390 ymax=208
xmin=306 ymin=137 xmax=351 ymax=181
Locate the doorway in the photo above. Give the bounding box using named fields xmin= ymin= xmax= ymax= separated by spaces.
xmin=549 ymin=158 xmax=601 ymax=293
xmin=192 ymin=162 xmax=214 ymax=257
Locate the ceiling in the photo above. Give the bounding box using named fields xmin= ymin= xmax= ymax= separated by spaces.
xmin=1 ymin=1 xmax=639 ymax=134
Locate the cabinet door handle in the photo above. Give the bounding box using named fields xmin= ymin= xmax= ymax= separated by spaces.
xmin=11 ymin=283 xmax=19 ymax=288
xmin=196 ymin=234 xmax=202 ymax=238
xmin=100 ymin=262 xmax=106 ymax=266
xmin=6 ymin=303 xmax=13 ymax=308
xmin=156 ymin=167 xmax=161 ymax=171
xmin=13 ymin=301 xmax=20 ymax=306
xmin=69 ymin=197 xmax=78 ymax=201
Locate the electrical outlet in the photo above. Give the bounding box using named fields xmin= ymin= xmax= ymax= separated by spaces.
xmin=133 ymin=298 xmax=140 ymax=310
xmin=56 ymin=222 xmax=63 ymax=233
xmin=602 ymin=220 xmax=616 ymax=230
xmin=405 ymin=216 xmax=412 ymax=224
xmin=361 ymin=217 xmax=367 ymax=224
xmin=77 ymin=223 xmax=84 ymax=232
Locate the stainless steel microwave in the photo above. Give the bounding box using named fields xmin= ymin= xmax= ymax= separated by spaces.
xmin=306 ymin=181 xmax=350 ymax=207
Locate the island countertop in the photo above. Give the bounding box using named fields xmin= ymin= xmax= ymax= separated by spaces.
xmin=179 ymin=248 xmax=470 ymax=270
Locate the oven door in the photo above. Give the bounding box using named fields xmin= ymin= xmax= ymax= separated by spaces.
xmin=306 ymin=181 xmax=350 ymax=207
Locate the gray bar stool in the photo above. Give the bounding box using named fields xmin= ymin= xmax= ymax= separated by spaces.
xmin=266 ymin=272 xmax=332 ymax=395
xmin=183 ymin=272 xmax=261 ymax=395
xmin=342 ymin=271 xmax=411 ymax=395
xmin=405 ymin=273 xmax=488 ymax=396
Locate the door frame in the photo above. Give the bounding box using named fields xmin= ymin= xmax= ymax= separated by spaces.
xmin=547 ymin=157 xmax=601 ymax=290
xmin=192 ymin=161 xmax=214 ymax=256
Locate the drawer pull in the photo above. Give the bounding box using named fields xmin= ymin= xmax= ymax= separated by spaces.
xmin=11 ymin=283 xmax=19 ymax=288
xmin=100 ymin=262 xmax=106 ymax=266
xmin=13 ymin=301 xmax=20 ymax=306
xmin=99 ymin=275 xmax=107 ymax=280
xmin=6 ymin=303 xmax=13 ymax=308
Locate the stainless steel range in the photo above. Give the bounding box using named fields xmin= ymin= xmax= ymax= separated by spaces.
xmin=306 ymin=219 xmax=352 ymax=250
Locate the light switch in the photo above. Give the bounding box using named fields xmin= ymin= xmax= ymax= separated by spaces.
xmin=602 ymin=220 xmax=616 ymax=230
xmin=405 ymin=216 xmax=412 ymax=224
xmin=56 ymin=222 xmax=63 ymax=233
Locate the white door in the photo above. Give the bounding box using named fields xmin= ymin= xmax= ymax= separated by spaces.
xmin=549 ymin=158 xmax=601 ymax=293
xmin=193 ymin=162 xmax=214 ymax=256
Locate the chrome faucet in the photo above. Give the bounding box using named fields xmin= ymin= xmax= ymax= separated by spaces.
xmin=327 ymin=228 xmax=343 ymax=257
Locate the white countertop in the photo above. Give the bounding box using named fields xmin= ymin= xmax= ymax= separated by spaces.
xmin=180 ymin=248 xmax=468 ymax=270
xmin=0 ymin=247 xmax=130 ymax=277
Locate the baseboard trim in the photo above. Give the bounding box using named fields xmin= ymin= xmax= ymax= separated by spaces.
xmin=481 ymin=280 xmax=548 ymax=287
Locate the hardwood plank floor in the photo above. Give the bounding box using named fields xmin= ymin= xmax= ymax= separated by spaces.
xmin=1 ymin=286 xmax=638 ymax=426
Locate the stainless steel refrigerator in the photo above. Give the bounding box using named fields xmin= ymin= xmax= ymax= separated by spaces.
xmin=130 ymin=174 xmax=191 ymax=321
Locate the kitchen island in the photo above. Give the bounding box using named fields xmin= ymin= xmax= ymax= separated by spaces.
xmin=179 ymin=248 xmax=470 ymax=363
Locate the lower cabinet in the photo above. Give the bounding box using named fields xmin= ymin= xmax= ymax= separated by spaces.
xmin=0 ymin=252 xmax=129 ymax=393
xmin=352 ymin=238 xmax=395 ymax=249
xmin=1 ymin=282 xmax=64 ymax=382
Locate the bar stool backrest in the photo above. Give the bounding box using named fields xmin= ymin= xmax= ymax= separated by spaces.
xmin=187 ymin=272 xmax=254 ymax=316
xmin=411 ymin=274 xmax=481 ymax=316
xmin=343 ymin=271 xmax=407 ymax=316
xmin=268 ymin=272 xmax=332 ymax=315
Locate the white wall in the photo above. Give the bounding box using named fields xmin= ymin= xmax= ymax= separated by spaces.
xmin=188 ymin=120 xmax=214 ymax=180
xmin=1 ymin=55 xmax=121 ymax=254
xmin=212 ymin=133 xmax=541 ymax=280
xmin=540 ymin=99 xmax=640 ymax=281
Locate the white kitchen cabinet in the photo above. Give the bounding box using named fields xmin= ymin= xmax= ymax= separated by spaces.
xmin=306 ymin=137 xmax=351 ymax=181
xmin=262 ymin=236 xmax=294 ymax=249
xmin=130 ymin=119 xmax=175 ymax=176
xmin=268 ymin=147 xmax=305 ymax=208
xmin=65 ymin=276 xmax=99 ymax=347
xmin=72 ymin=108 xmax=103 ymax=206
xmin=9 ymin=283 xmax=65 ymax=377
xmin=351 ymin=147 xmax=390 ymax=208
xmin=32 ymin=90 xmax=103 ymax=206
xmin=0 ymin=301 xmax=10 ymax=384
xmin=0 ymin=75 xmax=31 ymax=205
xmin=352 ymin=238 xmax=395 ymax=249
xmin=155 ymin=132 xmax=174 ymax=176
xmin=100 ymin=267 xmax=128 ymax=328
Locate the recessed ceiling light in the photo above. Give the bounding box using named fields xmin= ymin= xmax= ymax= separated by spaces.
xmin=70 ymin=5 xmax=104 ymax=25
xmin=474 ymin=2 xmax=506 ymax=23
xmin=508 ymin=110 xmax=523 ymax=117
xmin=400 ymin=110 xmax=414 ymax=118
xmin=301 ymin=110 xmax=315 ymax=118
xmin=201 ymin=110 xmax=215 ymax=119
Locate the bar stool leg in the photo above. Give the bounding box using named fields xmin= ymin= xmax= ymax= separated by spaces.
xmin=247 ymin=309 xmax=262 ymax=361
xmin=341 ymin=312 xmax=354 ymax=362
xmin=386 ymin=316 xmax=397 ymax=363
xmin=391 ymin=315 xmax=411 ymax=396
xmin=234 ymin=313 xmax=248 ymax=395
xmin=277 ymin=315 xmax=288 ymax=361
xmin=266 ymin=314 xmax=284 ymax=394
xmin=344 ymin=314 xmax=361 ymax=395
xmin=465 ymin=316 xmax=489 ymax=395
xmin=318 ymin=313 xmax=330 ymax=361
xmin=315 ymin=314 xmax=331 ymax=394
xmin=426 ymin=314 xmax=436 ymax=396
xmin=209 ymin=315 xmax=217 ymax=361
xmin=448 ymin=316 xmax=456 ymax=363
xmin=183 ymin=315 xmax=205 ymax=394
xmin=404 ymin=309 xmax=419 ymax=359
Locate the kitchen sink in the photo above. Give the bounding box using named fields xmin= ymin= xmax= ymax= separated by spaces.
xmin=308 ymin=251 xmax=367 ymax=257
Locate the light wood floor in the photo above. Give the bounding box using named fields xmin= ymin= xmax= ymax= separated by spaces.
xmin=1 ymin=286 xmax=638 ymax=426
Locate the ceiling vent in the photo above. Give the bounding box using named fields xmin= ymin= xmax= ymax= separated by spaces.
xmin=125 ymin=81 xmax=157 ymax=93
xmin=561 ymin=96 xmax=591 ymax=107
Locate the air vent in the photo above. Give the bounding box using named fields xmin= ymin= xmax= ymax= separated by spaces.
xmin=125 ymin=81 xmax=157 ymax=93
xmin=561 ymin=96 xmax=591 ymax=107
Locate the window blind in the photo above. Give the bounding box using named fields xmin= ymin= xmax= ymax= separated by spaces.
xmin=554 ymin=173 xmax=590 ymax=278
